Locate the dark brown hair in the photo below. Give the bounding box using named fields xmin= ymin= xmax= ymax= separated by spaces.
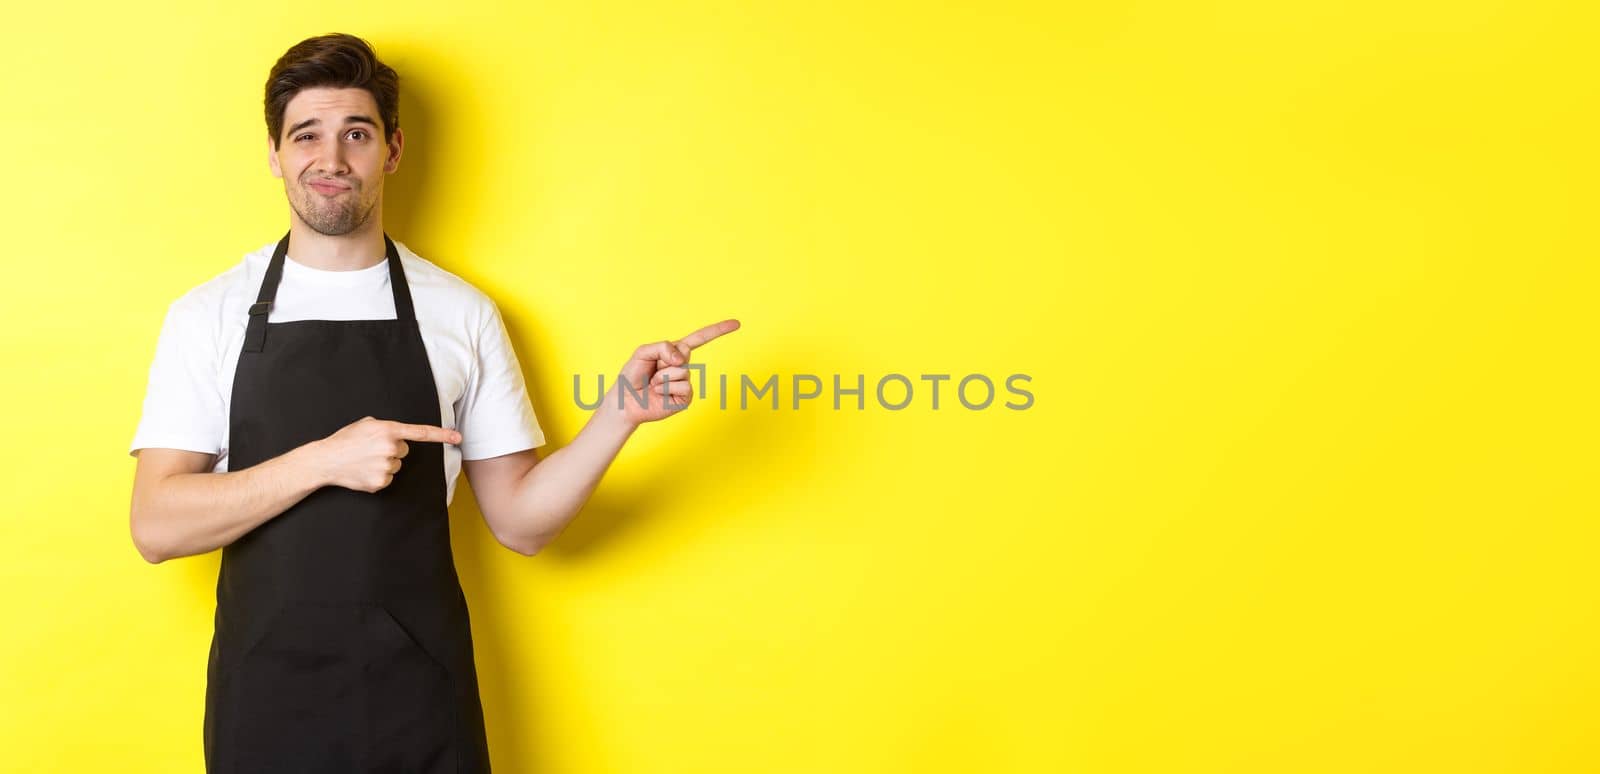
xmin=264 ymin=33 xmax=399 ymax=148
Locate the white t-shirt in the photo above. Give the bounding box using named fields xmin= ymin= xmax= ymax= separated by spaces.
xmin=129 ymin=238 xmax=546 ymax=505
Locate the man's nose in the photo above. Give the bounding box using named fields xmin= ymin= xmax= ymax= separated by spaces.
xmin=313 ymin=139 xmax=350 ymax=175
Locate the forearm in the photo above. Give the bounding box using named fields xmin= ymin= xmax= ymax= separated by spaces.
xmin=483 ymin=321 xmax=739 ymax=553
xmin=132 ymin=444 xmax=328 ymax=563
xmin=498 ymin=400 xmax=638 ymax=553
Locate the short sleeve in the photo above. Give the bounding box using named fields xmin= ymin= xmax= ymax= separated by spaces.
xmin=456 ymin=299 xmax=546 ymax=460
xmin=129 ymin=296 xmax=226 ymax=457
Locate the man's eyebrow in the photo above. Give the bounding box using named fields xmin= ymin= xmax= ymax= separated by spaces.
xmin=285 ymin=115 xmax=380 ymax=136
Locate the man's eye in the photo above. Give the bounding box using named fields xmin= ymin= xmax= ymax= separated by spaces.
xmin=295 ymin=134 xmax=313 ymax=142
xmin=348 ymin=130 xmax=367 ymax=141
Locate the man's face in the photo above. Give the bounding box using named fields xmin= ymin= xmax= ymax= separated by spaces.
xmin=268 ymin=87 xmax=402 ymax=236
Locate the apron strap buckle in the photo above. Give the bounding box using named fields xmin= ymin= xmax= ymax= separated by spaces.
xmin=243 ymin=302 xmax=272 ymax=352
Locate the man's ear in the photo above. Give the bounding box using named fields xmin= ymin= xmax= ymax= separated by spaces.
xmin=267 ymin=137 xmax=283 ymax=179
xmin=385 ymin=127 xmax=404 ymax=175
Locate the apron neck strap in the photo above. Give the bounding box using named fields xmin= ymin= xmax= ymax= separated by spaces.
xmin=382 ymin=235 xmax=417 ymax=322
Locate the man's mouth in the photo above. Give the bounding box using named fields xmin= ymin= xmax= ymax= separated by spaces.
xmin=307 ymin=180 xmax=351 ymax=195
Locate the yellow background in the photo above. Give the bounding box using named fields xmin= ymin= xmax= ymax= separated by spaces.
xmin=1 ymin=1 xmax=1595 ymax=772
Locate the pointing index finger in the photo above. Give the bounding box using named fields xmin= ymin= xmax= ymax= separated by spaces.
xmin=677 ymin=319 xmax=741 ymax=351
xmin=391 ymin=422 xmax=462 ymax=445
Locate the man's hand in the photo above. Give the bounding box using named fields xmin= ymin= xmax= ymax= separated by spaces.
xmin=310 ymin=416 xmax=463 ymax=492
xmin=611 ymin=319 xmax=741 ymax=426
xmin=461 ymin=318 xmax=740 ymax=556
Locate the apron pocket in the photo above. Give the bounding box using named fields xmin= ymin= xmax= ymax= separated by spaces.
xmin=230 ymin=604 xmax=364 ymax=774
xmin=364 ymin=604 xmax=458 ymax=773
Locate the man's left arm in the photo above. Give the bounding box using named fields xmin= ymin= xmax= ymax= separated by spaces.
xmin=466 ymin=320 xmax=739 ymax=555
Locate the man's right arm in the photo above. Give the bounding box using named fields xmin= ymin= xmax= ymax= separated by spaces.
xmin=129 ymin=445 xmax=328 ymax=564
xmin=129 ymin=417 xmax=463 ymax=564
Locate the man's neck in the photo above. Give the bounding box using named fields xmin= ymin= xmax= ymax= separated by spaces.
xmin=286 ymin=216 xmax=387 ymax=271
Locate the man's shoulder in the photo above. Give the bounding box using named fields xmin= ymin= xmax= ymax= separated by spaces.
xmin=394 ymin=242 xmax=501 ymax=324
xmin=165 ymin=242 xmax=275 ymax=322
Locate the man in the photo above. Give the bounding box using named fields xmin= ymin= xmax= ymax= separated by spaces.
xmin=128 ymin=33 xmax=737 ymax=773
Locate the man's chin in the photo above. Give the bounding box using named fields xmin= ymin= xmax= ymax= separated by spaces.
xmin=294 ymin=208 xmax=357 ymax=236
xmin=308 ymin=220 xmax=360 ymax=237
xmin=289 ymin=195 xmax=375 ymax=236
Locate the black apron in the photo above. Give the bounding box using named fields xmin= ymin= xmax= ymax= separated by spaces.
xmin=203 ymin=233 xmax=492 ymax=773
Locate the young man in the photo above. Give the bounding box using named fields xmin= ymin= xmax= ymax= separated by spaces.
xmin=128 ymin=33 xmax=737 ymax=773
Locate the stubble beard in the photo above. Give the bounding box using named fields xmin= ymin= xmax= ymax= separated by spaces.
xmin=290 ymin=179 xmax=378 ymax=236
